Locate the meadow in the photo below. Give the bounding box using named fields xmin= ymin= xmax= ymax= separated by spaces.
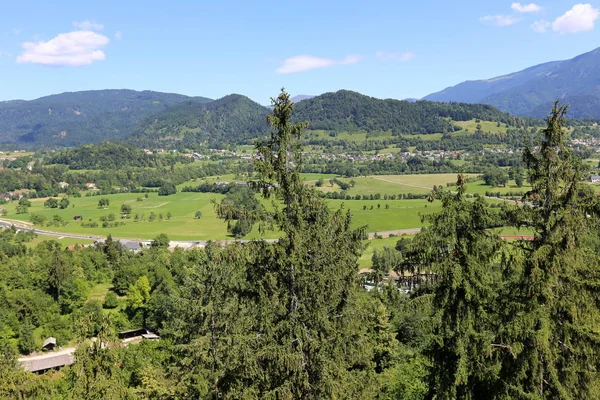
xmin=1 ymin=173 xmax=511 ymax=241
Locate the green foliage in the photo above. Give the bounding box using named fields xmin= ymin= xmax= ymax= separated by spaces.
xmin=230 ymin=217 xmax=252 ymax=238
xmin=194 ymin=210 xmax=202 ymax=219
xmin=98 ymin=198 xmax=110 ymax=208
xmin=18 ymin=197 xmax=31 ymax=207
xmin=59 ymin=197 xmax=70 ymax=209
xmin=103 ymin=291 xmax=119 ymax=309
xmin=18 ymin=319 xmax=36 ymax=355
xmin=151 ymin=233 xmax=169 ymax=249
xmin=128 ymin=94 xmax=270 ymax=149
xmin=158 ymin=182 xmax=176 ymax=196
xmin=292 ymin=90 xmax=518 ymax=134
xmin=497 ymin=102 xmax=600 ymax=398
xmin=29 ymin=213 xmax=47 ymax=226
xmin=407 ymin=177 xmax=503 ymax=398
xmin=483 ymin=167 xmax=509 ymax=187
xmin=120 ymin=203 xmax=132 ymax=214
xmin=127 ymin=276 xmax=151 ymax=311
xmin=44 ymin=197 xmax=59 ymax=208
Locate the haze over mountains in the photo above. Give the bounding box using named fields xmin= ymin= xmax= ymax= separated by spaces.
xmin=424 ymin=47 xmax=600 ymax=119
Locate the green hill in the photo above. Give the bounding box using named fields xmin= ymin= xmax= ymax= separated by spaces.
xmin=292 ymin=90 xmax=521 ymax=134
xmin=126 ymin=94 xmax=271 ymax=149
xmin=0 ymin=89 xmax=212 ymax=148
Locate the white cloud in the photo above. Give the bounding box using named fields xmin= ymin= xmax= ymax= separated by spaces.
xmin=114 ymin=31 xmax=122 ymax=40
xmin=275 ymin=54 xmax=361 ymax=74
xmin=480 ymin=15 xmax=521 ymax=26
xmin=0 ymin=51 xmax=13 ymax=58
xmin=17 ymin=31 xmax=110 ymax=66
xmin=531 ymin=20 xmax=551 ymax=32
xmin=73 ymin=20 xmax=104 ymax=31
xmin=552 ymin=3 xmax=599 ymax=33
xmin=376 ymin=51 xmax=416 ymax=62
xmin=511 ymin=3 xmax=543 ymax=12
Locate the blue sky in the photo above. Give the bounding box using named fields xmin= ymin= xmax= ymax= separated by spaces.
xmin=1 ymin=0 xmax=599 ymax=104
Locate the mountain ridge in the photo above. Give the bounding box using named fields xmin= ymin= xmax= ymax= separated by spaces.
xmin=423 ymin=47 xmax=600 ymax=118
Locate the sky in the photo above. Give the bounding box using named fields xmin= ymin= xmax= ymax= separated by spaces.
xmin=1 ymin=0 xmax=599 ymax=104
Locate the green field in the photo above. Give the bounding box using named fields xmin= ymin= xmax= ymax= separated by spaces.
xmin=453 ymin=119 xmax=508 ymax=134
xmin=463 ymin=179 xmax=531 ymax=196
xmin=315 ymin=176 xmax=431 ymax=195
xmin=4 ymin=192 xmax=234 ymax=241
xmin=25 ymin=234 xmax=95 ymax=248
xmin=327 ymin=199 xmax=440 ymax=232
xmin=1 ymin=173 xmax=515 ymax=241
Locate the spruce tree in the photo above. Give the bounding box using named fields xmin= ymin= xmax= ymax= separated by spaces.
xmin=406 ymin=176 xmax=503 ymax=398
xmin=497 ymin=102 xmax=600 ymax=399
xmin=173 ymin=89 xmax=382 ymax=398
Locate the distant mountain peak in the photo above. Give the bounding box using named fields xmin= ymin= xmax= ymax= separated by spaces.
xmin=290 ymin=94 xmax=315 ymax=103
xmin=423 ymin=47 xmax=600 ymax=118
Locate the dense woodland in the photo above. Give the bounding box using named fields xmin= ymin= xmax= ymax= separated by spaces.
xmin=292 ymin=90 xmax=527 ymax=134
xmin=0 ymin=90 xmax=212 ymax=148
xmin=0 ymin=92 xmax=599 ymax=399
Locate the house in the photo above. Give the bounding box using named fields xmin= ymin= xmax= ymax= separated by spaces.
xmin=42 ymin=337 xmax=57 ymax=351
xmin=118 ymin=240 xmax=143 ymax=253
xmin=65 ymin=244 xmax=84 ymax=251
xmin=58 ymin=182 xmax=69 ymax=189
xmin=118 ymin=328 xmax=160 ymax=342
xmin=85 ymin=183 xmax=97 ymax=189
xmin=591 ymin=176 xmax=600 ymax=183
xmin=9 ymin=189 xmax=31 ymax=199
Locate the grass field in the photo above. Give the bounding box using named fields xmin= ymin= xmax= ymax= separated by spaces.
xmin=463 ymin=179 xmax=531 ymax=196
xmin=25 ymin=234 xmax=95 ymax=248
xmin=4 ymin=192 xmax=235 ymax=241
xmin=1 ymin=173 xmax=516 ymax=241
xmin=453 ymin=119 xmax=508 ymax=134
xmin=374 ymin=174 xmax=477 ymax=189
xmin=304 ymin=130 xmax=396 ymax=143
xmin=315 ymin=176 xmax=431 ymax=195
xmin=402 ymin=133 xmax=443 ymax=141
xmin=327 ymin=199 xmax=441 ymax=232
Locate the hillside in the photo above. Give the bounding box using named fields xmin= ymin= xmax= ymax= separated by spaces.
xmin=0 ymin=89 xmax=212 ymax=148
xmin=292 ymin=90 xmax=520 ymax=134
xmin=126 ymin=94 xmax=271 ymax=149
xmin=423 ymin=47 xmax=600 ymax=118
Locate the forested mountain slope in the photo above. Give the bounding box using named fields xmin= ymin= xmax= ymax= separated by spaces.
xmin=0 ymin=89 xmax=212 ymax=148
xmin=292 ymin=90 xmax=521 ymax=133
xmin=126 ymin=94 xmax=271 ymax=149
xmin=424 ymin=47 xmax=600 ymax=118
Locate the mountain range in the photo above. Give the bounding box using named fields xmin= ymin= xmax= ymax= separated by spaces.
xmin=423 ymin=47 xmax=600 ymax=119
xmin=0 ymin=90 xmax=212 ymax=148
xmin=0 ymin=89 xmax=521 ymax=149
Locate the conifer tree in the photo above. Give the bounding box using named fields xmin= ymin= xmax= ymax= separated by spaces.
xmin=497 ymin=102 xmax=600 ymax=399
xmin=174 ymin=89 xmax=381 ymax=398
xmin=406 ymin=176 xmax=503 ymax=398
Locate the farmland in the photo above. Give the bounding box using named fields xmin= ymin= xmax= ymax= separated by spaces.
xmin=0 ymin=173 xmax=520 ymax=243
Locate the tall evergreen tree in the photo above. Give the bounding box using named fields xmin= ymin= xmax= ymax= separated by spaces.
xmin=497 ymin=102 xmax=600 ymax=398
xmin=407 ymin=177 xmax=503 ymax=399
xmin=173 ymin=89 xmax=382 ymax=398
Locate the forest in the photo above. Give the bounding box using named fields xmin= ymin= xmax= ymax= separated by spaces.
xmin=1 ymin=92 xmax=600 ymax=399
